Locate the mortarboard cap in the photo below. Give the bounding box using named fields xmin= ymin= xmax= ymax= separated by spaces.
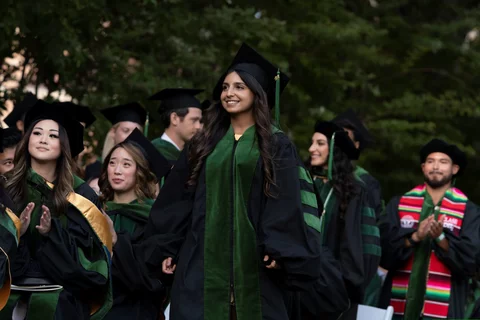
xmin=24 ymin=100 xmax=85 ymax=157
xmin=212 ymin=43 xmax=290 ymax=108
xmin=53 ymin=101 xmax=96 ymax=128
xmin=100 ymin=102 xmax=147 ymax=126
xmin=333 ymin=109 xmax=373 ymax=151
xmin=314 ymin=121 xmax=359 ymax=160
xmin=420 ymin=139 xmax=467 ymax=176
xmin=1 ymin=127 xmax=22 ymax=150
xmin=148 ymin=88 xmax=204 ymax=114
xmin=84 ymin=160 xmax=102 ymax=181
xmin=201 ymin=99 xmax=211 ymax=110
xmin=4 ymin=92 xmax=38 ymax=128
xmin=124 ymin=128 xmax=172 ymax=181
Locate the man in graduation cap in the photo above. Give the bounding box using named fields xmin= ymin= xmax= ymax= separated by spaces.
xmin=148 ymin=88 xmax=204 ymax=162
xmin=333 ymin=109 xmax=383 ymax=219
xmin=100 ymin=102 xmax=147 ymax=146
xmin=4 ymin=92 xmax=37 ymax=133
xmin=378 ymin=139 xmax=480 ymax=319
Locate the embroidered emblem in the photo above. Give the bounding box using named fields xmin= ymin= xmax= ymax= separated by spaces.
xmin=401 ymin=215 xmax=416 ymax=228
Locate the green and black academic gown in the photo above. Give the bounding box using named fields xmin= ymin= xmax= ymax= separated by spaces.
xmin=300 ymin=176 xmax=381 ymax=320
xmin=355 ymin=166 xmax=383 ymax=218
xmin=0 ymin=187 xmax=20 ymax=311
xmin=378 ymin=194 xmax=480 ymax=319
xmin=151 ymin=136 xmax=181 ymax=165
xmin=0 ymin=171 xmax=112 ymax=320
xmin=104 ymin=199 xmax=165 ymax=320
xmin=144 ymin=126 xmax=324 ymax=320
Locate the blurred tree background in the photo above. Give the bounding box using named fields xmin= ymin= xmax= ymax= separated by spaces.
xmin=1 ymin=0 xmax=480 ymax=200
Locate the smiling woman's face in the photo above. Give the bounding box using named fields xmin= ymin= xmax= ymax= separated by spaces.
xmin=28 ymin=119 xmax=61 ymax=162
xmin=309 ymin=132 xmax=329 ymax=168
xmin=220 ymin=71 xmax=255 ymax=115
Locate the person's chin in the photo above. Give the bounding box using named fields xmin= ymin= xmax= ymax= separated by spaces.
xmin=311 ymin=160 xmax=325 ymax=167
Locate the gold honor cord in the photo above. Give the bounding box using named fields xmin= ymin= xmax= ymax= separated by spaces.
xmin=0 ymin=247 xmax=11 ymax=311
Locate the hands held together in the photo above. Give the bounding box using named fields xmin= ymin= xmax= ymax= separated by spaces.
xmin=412 ymin=215 xmax=445 ymax=243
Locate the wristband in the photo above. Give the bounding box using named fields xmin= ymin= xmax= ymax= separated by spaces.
xmin=407 ymin=235 xmax=419 ymax=247
xmin=435 ymin=232 xmax=446 ymax=243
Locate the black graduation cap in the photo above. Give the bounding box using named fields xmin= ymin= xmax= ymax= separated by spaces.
xmin=212 ymin=43 xmax=290 ymax=108
xmin=100 ymin=102 xmax=147 ymax=126
xmin=201 ymin=99 xmax=211 ymax=110
xmin=4 ymin=92 xmax=38 ymax=128
xmin=148 ymin=88 xmax=205 ymax=114
xmin=124 ymin=128 xmax=171 ymax=180
xmin=84 ymin=160 xmax=102 ymax=181
xmin=53 ymin=101 xmax=96 ymax=128
xmin=420 ymin=138 xmax=467 ymax=176
xmin=314 ymin=121 xmax=359 ymax=160
xmin=333 ymin=108 xmax=373 ymax=151
xmin=23 ymin=100 xmax=85 ymax=157
xmin=1 ymin=127 xmax=22 ymax=149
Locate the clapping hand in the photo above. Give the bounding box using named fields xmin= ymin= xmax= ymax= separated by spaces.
xmin=36 ymin=205 xmax=52 ymax=236
xmin=19 ymin=202 xmax=35 ymax=237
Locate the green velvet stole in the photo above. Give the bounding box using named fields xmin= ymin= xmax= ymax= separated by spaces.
xmin=354 ymin=165 xmax=369 ymax=178
xmin=105 ymin=199 xmax=153 ymax=235
xmin=403 ymin=192 xmax=437 ymax=320
xmin=151 ymin=137 xmax=181 ymax=161
xmin=204 ymin=125 xmax=262 ymax=320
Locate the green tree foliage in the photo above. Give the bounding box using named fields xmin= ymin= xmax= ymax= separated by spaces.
xmin=2 ymin=0 xmax=480 ymax=200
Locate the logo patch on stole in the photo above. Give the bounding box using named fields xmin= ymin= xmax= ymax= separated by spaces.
xmin=400 ymin=215 xmax=416 ymax=228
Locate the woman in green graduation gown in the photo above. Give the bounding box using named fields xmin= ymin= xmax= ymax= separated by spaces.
xmin=146 ymin=43 xmax=323 ymax=320
xmin=303 ymin=121 xmax=381 ymax=319
xmin=101 ymin=128 xmax=169 ymax=320
xmin=0 ymin=101 xmax=113 ymax=320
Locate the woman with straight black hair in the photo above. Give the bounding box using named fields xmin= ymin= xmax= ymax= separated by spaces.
xmin=0 ymin=101 xmax=113 ymax=320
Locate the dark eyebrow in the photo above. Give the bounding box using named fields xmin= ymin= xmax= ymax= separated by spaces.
xmin=223 ymin=81 xmax=246 ymax=86
xmin=33 ymin=127 xmax=59 ymax=132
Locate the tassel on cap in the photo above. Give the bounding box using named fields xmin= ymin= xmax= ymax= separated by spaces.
xmin=327 ymin=132 xmax=336 ymax=181
xmin=144 ymin=112 xmax=150 ymax=137
xmin=274 ymin=69 xmax=281 ymax=128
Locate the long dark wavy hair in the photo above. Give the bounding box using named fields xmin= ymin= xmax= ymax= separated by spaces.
xmin=6 ymin=119 xmax=75 ymax=215
xmin=187 ymin=70 xmax=276 ymax=196
xmin=329 ymin=144 xmax=357 ymax=218
xmin=98 ymin=142 xmax=157 ymax=205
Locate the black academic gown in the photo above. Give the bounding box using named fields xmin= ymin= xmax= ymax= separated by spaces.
xmin=299 ymin=179 xmax=380 ymax=320
xmin=355 ymin=166 xmax=383 ymax=219
xmin=104 ymin=200 xmax=165 ymax=320
xmin=379 ymin=196 xmax=480 ymax=319
xmin=4 ymin=181 xmax=110 ymax=320
xmin=144 ymin=133 xmax=323 ymax=320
